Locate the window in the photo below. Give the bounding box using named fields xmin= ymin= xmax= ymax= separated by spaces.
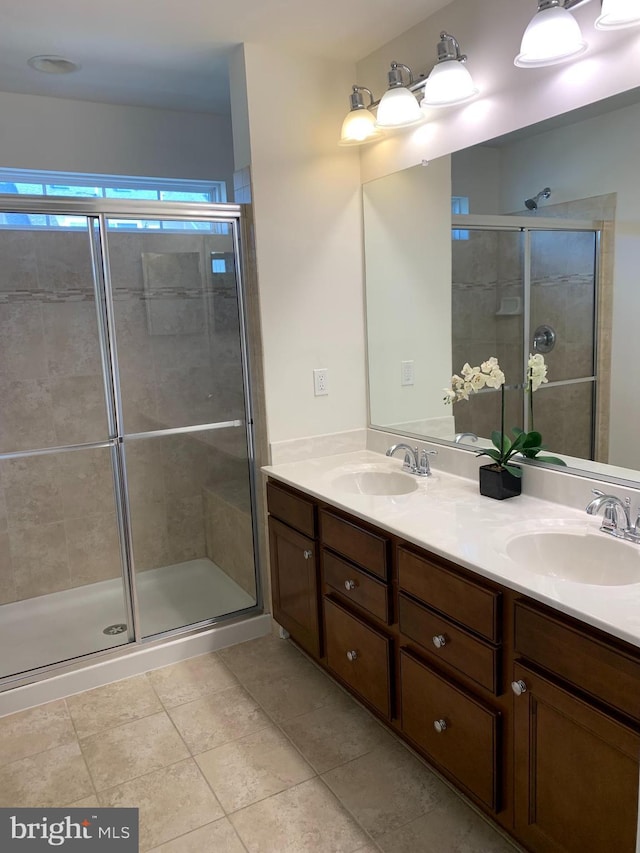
xmin=452 ymin=196 xmax=470 ymax=241
xmin=0 ymin=169 xmax=228 ymax=232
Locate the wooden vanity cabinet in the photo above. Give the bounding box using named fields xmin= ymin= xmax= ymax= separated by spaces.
xmin=267 ymin=481 xmax=321 ymax=658
xmin=266 ymin=479 xmax=640 ymax=852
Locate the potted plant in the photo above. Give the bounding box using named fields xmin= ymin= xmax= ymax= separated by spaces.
xmin=444 ymin=355 xmax=565 ymax=500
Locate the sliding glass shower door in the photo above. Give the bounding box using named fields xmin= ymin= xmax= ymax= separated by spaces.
xmin=0 ymin=201 xmax=258 ymax=683
xmin=106 ymin=218 xmax=257 ymax=637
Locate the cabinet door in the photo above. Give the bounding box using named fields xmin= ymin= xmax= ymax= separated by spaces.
xmin=513 ymin=662 xmax=640 ymax=853
xmin=269 ymin=517 xmax=320 ymax=658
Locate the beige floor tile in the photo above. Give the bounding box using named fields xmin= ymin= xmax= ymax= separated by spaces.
xmin=281 ymin=693 xmax=395 ymax=772
xmin=0 ymin=699 xmax=76 ymax=766
xmin=375 ymin=786 xmax=521 ymax=853
xmin=219 ymin=634 xmax=310 ymax=682
xmin=168 ymin=685 xmax=271 ymax=754
xmin=99 ymin=758 xmax=224 ymax=851
xmin=66 ymin=675 xmax=163 ymax=739
xmin=243 ymin=658 xmax=346 ymax=723
xmin=353 ymin=845 xmax=381 ymax=853
xmin=322 ymin=740 xmax=448 ymax=840
xmin=196 ymin=724 xmax=315 ymax=813
xmin=81 ymin=711 xmax=188 ymax=790
xmin=67 ymin=794 xmax=101 ymax=808
xmin=230 ymin=777 xmax=370 ymax=853
xmin=147 ymin=653 xmax=238 ymax=708
xmin=147 ymin=818 xmax=247 ymax=852
xmin=0 ymin=742 xmax=94 ymax=807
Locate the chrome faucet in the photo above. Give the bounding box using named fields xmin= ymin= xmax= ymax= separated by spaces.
xmin=585 ymin=490 xmax=640 ymax=543
xmin=455 ymin=432 xmax=478 ymax=444
xmin=386 ymin=444 xmax=437 ymax=477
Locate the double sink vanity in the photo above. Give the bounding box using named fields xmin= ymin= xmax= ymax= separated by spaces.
xmin=264 ymin=450 xmax=640 ymax=853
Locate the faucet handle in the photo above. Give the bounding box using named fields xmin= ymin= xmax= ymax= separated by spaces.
xmin=418 ymin=449 xmax=437 ymax=476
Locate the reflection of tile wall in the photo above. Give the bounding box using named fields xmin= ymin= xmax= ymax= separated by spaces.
xmin=0 ymin=228 xmax=254 ymax=602
xmin=452 ymin=231 xmax=523 ymax=439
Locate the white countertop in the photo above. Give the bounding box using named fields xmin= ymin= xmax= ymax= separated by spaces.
xmin=263 ymin=450 xmax=640 ymax=650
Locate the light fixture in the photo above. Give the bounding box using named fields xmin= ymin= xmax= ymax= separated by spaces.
xmin=421 ymin=32 xmax=479 ymax=108
xmin=595 ymin=0 xmax=640 ymax=29
xmin=376 ymin=63 xmax=424 ymax=128
xmin=515 ymin=0 xmax=588 ymax=68
xmin=27 ymin=55 xmax=80 ymax=74
xmin=339 ymin=86 xmax=382 ymax=146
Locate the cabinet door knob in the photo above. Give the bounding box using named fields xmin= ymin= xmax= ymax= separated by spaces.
xmin=433 ymin=719 xmax=448 ymax=733
xmin=511 ymin=679 xmax=528 ymax=696
xmin=344 ymin=579 xmax=356 ymax=591
xmin=346 ymin=650 xmax=358 ymax=662
xmin=432 ymin=634 xmax=447 ymax=649
xmin=303 ymin=549 xmax=313 ymax=560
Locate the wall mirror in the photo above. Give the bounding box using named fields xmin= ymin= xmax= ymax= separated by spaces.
xmin=364 ymin=85 xmax=640 ymax=487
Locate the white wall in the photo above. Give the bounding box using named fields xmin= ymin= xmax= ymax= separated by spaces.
xmin=364 ymin=158 xmax=452 ymax=429
xmin=0 ymin=91 xmax=234 ymax=189
xmin=356 ymin=0 xmax=640 ymax=183
xmin=232 ymin=44 xmax=366 ymax=445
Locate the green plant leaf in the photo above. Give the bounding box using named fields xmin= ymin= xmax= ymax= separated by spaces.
xmin=477 ymin=448 xmax=501 ymax=463
xmin=522 ymin=431 xmax=543 ymax=448
xmin=535 ymin=455 xmax=567 ymax=466
xmin=490 ymin=430 xmax=504 ymax=452
xmin=505 ymin=463 xmax=522 ymax=478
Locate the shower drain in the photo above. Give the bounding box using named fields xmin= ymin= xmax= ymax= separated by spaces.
xmin=103 ymin=623 xmax=128 ymax=635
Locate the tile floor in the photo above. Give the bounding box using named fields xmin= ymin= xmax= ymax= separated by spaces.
xmin=0 ymin=632 xmax=522 ymax=852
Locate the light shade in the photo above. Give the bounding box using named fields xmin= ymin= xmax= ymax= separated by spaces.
xmin=339 ymin=108 xmax=381 ymax=145
xmin=421 ymin=34 xmax=479 ymax=108
xmin=339 ymin=86 xmax=382 ymax=146
xmin=596 ymin=0 xmax=640 ymax=29
xmin=515 ymin=4 xmax=588 ymax=67
xmin=376 ymin=87 xmax=423 ymax=128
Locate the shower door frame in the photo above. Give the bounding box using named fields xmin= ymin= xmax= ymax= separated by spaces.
xmin=0 ymin=196 xmax=264 ymax=691
xmin=452 ymin=213 xmax=602 ymax=451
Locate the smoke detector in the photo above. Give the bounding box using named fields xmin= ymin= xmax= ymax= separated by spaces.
xmin=27 ymin=55 xmax=80 ymax=74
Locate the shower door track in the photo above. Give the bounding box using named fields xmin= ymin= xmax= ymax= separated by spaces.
xmin=0 ymin=197 xmax=264 ymax=692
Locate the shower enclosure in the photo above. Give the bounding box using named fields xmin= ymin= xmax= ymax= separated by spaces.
xmin=451 ymin=215 xmax=602 ymax=460
xmin=0 ymin=197 xmax=261 ymax=687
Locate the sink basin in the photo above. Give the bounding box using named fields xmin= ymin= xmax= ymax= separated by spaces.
xmin=332 ymin=470 xmax=418 ymax=496
xmin=506 ymin=529 xmax=640 ymax=586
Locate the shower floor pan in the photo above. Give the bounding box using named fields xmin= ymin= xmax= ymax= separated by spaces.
xmin=0 ymin=558 xmax=255 ymax=680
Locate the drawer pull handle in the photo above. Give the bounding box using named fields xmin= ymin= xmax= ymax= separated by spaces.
xmin=433 ymin=719 xmax=448 ymax=734
xmin=303 ymin=550 xmax=313 ymax=560
xmin=432 ymin=634 xmax=447 ymax=649
xmin=346 ymin=650 xmax=358 ymax=662
xmin=344 ymin=580 xmax=357 ymax=591
xmin=511 ymin=680 xmax=528 ymax=696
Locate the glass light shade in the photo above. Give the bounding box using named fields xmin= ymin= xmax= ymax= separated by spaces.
xmin=421 ymin=61 xmax=479 ymax=108
xmin=596 ymin=0 xmax=640 ymax=29
xmin=376 ymin=87 xmax=424 ymax=128
xmin=339 ymin=108 xmax=382 ymax=146
xmin=515 ymin=6 xmax=588 ymax=67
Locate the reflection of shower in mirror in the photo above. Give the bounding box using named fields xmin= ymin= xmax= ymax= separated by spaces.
xmin=524 ymin=187 xmax=551 ymax=210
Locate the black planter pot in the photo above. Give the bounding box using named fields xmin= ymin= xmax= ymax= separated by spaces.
xmin=479 ymin=463 xmax=521 ymax=500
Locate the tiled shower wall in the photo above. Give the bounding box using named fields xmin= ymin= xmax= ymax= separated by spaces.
xmin=451 ymin=198 xmax=612 ymax=460
xmin=0 ymin=227 xmax=255 ymax=604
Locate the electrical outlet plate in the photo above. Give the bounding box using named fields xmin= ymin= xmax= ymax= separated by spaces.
xmin=401 ymin=360 xmax=415 ymax=387
xmin=313 ymin=368 xmax=329 ymax=396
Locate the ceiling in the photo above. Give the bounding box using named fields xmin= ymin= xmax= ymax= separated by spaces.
xmin=1 ymin=0 xmax=455 ymax=115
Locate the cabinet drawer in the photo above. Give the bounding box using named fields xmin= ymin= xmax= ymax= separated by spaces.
xmin=324 ymin=597 xmax=392 ymax=719
xmin=267 ymin=481 xmax=316 ymax=538
xmin=323 ymin=550 xmax=390 ymax=624
xmin=399 ymin=594 xmax=499 ymax=694
xmin=398 ymin=547 xmax=500 ymax=643
xmin=320 ymin=510 xmax=388 ymax=580
xmin=515 ymin=601 xmax=640 ymax=724
xmin=401 ymin=650 xmax=500 ymax=811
